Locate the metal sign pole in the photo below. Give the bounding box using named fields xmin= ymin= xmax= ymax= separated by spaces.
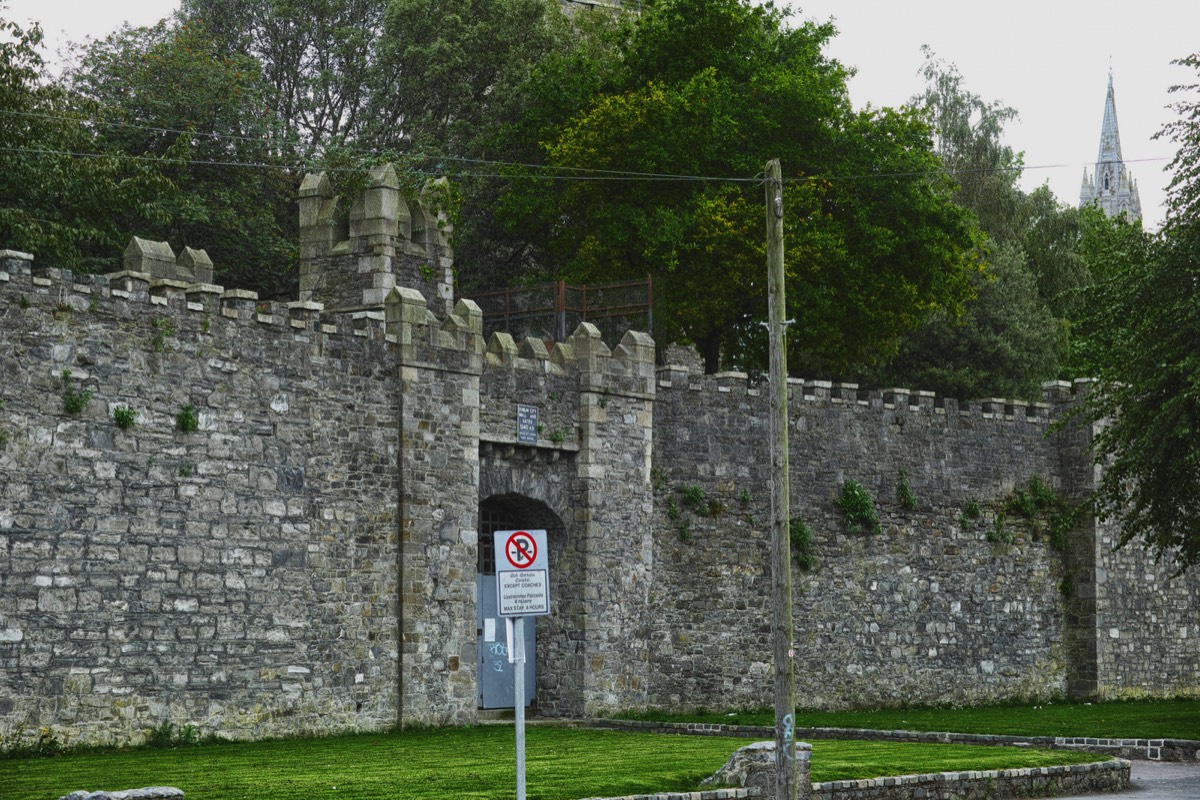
xmin=514 ymin=617 xmax=527 ymax=800
xmin=495 ymin=529 xmax=548 ymax=800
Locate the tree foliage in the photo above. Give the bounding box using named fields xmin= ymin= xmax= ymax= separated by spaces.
xmin=68 ymin=19 xmax=297 ymax=294
xmin=856 ymin=52 xmax=1087 ymax=399
xmin=0 ymin=13 xmax=171 ymax=270
xmin=180 ymin=0 xmax=383 ymax=156
xmin=500 ymin=0 xmax=980 ymax=373
xmin=1076 ymin=53 xmax=1200 ymax=570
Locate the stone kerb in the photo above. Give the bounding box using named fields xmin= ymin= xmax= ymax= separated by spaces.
xmin=809 ymin=760 xmax=1129 ymax=800
xmin=57 ymin=788 xmax=184 ymax=800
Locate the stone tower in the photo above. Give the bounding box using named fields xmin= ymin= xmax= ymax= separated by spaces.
xmin=1079 ymin=72 xmax=1141 ymax=221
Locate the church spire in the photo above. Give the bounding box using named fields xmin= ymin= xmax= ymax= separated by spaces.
xmin=1097 ymin=71 xmax=1123 ymax=164
xmin=1080 ymin=71 xmax=1141 ymax=221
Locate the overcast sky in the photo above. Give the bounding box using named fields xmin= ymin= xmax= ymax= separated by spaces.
xmin=7 ymin=0 xmax=1199 ymax=230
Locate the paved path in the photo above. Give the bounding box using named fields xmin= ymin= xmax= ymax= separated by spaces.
xmin=1071 ymin=761 xmax=1200 ymax=800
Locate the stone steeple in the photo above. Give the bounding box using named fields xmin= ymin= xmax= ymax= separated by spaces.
xmin=1080 ymin=71 xmax=1141 ymax=221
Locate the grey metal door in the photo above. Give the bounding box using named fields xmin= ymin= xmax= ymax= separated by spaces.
xmin=477 ymin=573 xmax=536 ymax=709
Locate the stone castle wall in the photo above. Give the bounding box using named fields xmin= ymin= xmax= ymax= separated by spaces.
xmin=647 ymin=372 xmax=1075 ymax=710
xmin=0 ymin=258 xmax=403 ymax=745
xmin=2 ymin=166 xmax=1199 ymax=748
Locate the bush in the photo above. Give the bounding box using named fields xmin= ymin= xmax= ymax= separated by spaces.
xmin=789 ymin=517 xmax=817 ymax=571
xmin=837 ymin=480 xmax=881 ymax=535
xmin=113 ymin=406 xmax=136 ymax=430
xmin=175 ymin=404 xmax=200 ymax=433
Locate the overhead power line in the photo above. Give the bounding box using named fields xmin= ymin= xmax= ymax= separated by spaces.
xmin=0 ymin=106 xmax=1175 ymax=185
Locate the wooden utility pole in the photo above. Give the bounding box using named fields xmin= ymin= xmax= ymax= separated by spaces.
xmin=765 ymin=158 xmax=796 ymax=800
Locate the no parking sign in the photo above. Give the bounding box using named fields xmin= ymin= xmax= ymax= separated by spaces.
xmin=494 ymin=529 xmax=550 ymax=617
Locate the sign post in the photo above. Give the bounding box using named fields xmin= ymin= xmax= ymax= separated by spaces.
xmin=494 ymin=529 xmax=550 ymax=800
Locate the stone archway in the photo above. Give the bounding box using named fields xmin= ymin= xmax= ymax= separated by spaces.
xmin=476 ymin=493 xmax=582 ymax=715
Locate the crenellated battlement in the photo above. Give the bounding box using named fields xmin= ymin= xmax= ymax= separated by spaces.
xmin=483 ymin=325 xmax=655 ymax=391
xmin=298 ymin=166 xmax=455 ymax=315
xmin=653 ymin=365 xmax=1084 ymax=426
xmin=0 ymin=248 xmax=411 ymax=360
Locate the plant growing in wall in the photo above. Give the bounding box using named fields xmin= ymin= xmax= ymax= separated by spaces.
xmin=1002 ymin=476 xmax=1075 ymax=550
xmin=666 ymin=495 xmax=680 ymax=520
xmin=679 ymin=484 xmax=708 ymax=516
xmin=651 ymin=466 xmax=669 ymax=493
xmin=60 ymin=370 xmax=92 ymax=415
xmin=113 ymin=406 xmax=136 ymax=430
xmin=959 ymin=498 xmax=983 ymax=528
xmin=175 ymin=404 xmax=200 ymax=433
xmin=897 ymin=469 xmax=919 ymax=511
xmin=789 ymin=516 xmax=817 ymax=571
xmin=836 ymin=479 xmax=881 ymax=535
xmin=986 ymin=513 xmax=1015 ymax=545
xmin=150 ymin=317 xmax=176 ymax=353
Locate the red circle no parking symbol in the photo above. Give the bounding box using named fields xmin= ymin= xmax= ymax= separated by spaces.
xmin=504 ymin=531 xmax=537 ymax=569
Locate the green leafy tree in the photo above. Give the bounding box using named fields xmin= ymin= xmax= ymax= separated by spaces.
xmin=0 ymin=11 xmax=171 ymax=270
xmin=1022 ymin=186 xmax=1090 ymax=320
xmin=181 ymin=0 xmax=383 ymax=156
xmin=500 ymin=0 xmax=980 ymax=374
xmin=1075 ymin=53 xmax=1200 ymax=570
xmin=866 ymin=241 xmax=1063 ymax=399
xmin=912 ymin=46 xmax=1025 ymax=243
xmin=368 ymin=0 xmax=572 ymax=153
xmin=859 ymin=53 xmax=1084 ymax=399
xmin=68 ymin=20 xmax=297 ymax=294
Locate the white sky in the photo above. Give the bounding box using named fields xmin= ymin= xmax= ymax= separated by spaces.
xmin=790 ymin=1 xmax=1200 ymax=231
xmin=7 ymin=0 xmax=1200 ymax=229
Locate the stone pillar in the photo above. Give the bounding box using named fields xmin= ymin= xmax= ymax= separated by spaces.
xmin=298 ymin=171 xmax=343 ymax=303
xmin=1046 ymin=380 xmax=1100 ymax=699
xmin=387 ymin=288 xmax=484 ymax=725
xmin=350 ymin=164 xmax=403 ymax=307
xmin=420 ymin=178 xmax=456 ymax=314
xmin=571 ymin=325 xmax=657 ymax=714
xmin=177 ymin=247 xmax=214 ymax=285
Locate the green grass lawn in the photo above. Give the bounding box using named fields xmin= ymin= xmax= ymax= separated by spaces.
xmin=617 ymin=698 xmax=1200 ymax=740
xmin=0 ymin=725 xmax=1103 ymax=800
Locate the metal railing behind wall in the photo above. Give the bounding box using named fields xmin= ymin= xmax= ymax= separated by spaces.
xmin=464 ymin=278 xmax=652 ymax=347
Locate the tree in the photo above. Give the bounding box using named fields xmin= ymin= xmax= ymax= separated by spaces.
xmin=857 ymin=53 xmax=1084 ymax=399
xmin=180 ymin=0 xmax=383 ymax=157
xmin=499 ymin=0 xmax=980 ymax=373
xmin=911 ymin=46 xmax=1024 ymax=244
xmin=863 ymin=241 xmax=1063 ymax=399
xmin=1076 ymin=53 xmax=1200 ymax=570
xmin=0 ymin=12 xmax=171 ymax=270
xmin=68 ymin=19 xmax=297 ymax=294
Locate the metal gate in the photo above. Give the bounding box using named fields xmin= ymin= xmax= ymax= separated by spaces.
xmin=477 ymin=504 xmax=535 ymax=709
xmin=477 ymin=573 xmax=536 ymax=709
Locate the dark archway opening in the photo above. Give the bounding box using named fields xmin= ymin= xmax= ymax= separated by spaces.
xmin=477 ymin=493 xmax=577 ymax=714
